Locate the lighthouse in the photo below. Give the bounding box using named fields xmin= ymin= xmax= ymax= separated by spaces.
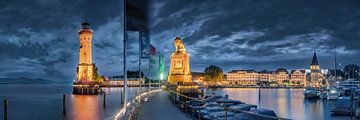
xmin=76 ymin=22 xmax=94 ymax=83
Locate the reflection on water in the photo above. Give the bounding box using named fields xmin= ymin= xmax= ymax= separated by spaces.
xmin=70 ymin=95 xmax=102 ymax=120
xmin=0 ymin=84 xmax=145 ymax=120
xmin=210 ymin=88 xmax=350 ymax=120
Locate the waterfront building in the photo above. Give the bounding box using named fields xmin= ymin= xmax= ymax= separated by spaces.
xmin=309 ymin=51 xmax=325 ymax=87
xmin=275 ymin=68 xmax=290 ymax=85
xmin=106 ymin=77 xmax=144 ymax=87
xmin=76 ymin=22 xmax=95 ymax=83
xmin=226 ymin=70 xmax=259 ymax=85
xmin=168 ymin=37 xmax=192 ymax=84
xmin=259 ymin=70 xmax=271 ymax=82
xmin=269 ymin=71 xmax=277 ymax=83
xmin=191 ymin=72 xmax=205 ymax=83
xmin=290 ymin=70 xmax=306 ymax=86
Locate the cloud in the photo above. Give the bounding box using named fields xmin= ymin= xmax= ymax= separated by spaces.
xmin=1 ymin=0 xmax=360 ymax=82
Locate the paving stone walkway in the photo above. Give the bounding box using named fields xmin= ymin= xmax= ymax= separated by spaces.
xmin=137 ymin=90 xmax=191 ymax=120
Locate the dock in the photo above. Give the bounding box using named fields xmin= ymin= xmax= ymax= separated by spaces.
xmin=137 ymin=90 xmax=191 ymax=120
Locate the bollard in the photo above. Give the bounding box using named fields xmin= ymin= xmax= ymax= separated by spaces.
xmin=103 ymin=92 xmax=106 ymax=108
xmin=185 ymin=97 xmax=188 ymax=112
xmin=4 ymin=99 xmax=8 ymax=120
xmin=198 ymin=109 xmax=201 ymax=120
xmin=121 ymin=92 xmax=123 ymax=104
xmin=225 ymin=108 xmax=228 ymax=120
xmin=63 ymin=94 xmax=66 ymax=114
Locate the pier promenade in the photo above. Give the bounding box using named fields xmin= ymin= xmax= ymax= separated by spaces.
xmin=137 ymin=90 xmax=191 ymax=120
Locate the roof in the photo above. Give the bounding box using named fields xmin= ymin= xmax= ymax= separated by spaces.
xmin=290 ymin=70 xmax=306 ymax=74
xmin=275 ymin=68 xmax=288 ymax=74
xmin=311 ymin=51 xmax=319 ymax=65
xmin=228 ymin=70 xmax=257 ymax=73
xmin=258 ymin=69 xmax=270 ymax=73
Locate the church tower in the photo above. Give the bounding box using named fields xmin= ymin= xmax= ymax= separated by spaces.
xmin=309 ymin=51 xmax=323 ymax=86
xmin=76 ymin=22 xmax=94 ymax=83
xmin=310 ymin=51 xmax=320 ymax=73
xmin=168 ymin=37 xmax=192 ymax=85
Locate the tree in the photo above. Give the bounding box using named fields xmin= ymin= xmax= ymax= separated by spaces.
xmin=204 ymin=65 xmax=224 ymax=83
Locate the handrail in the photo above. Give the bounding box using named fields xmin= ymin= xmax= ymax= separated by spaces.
xmin=113 ymin=88 xmax=162 ymax=120
xmin=167 ymin=89 xmax=292 ymax=120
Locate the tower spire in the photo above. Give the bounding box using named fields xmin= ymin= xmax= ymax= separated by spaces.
xmin=311 ymin=51 xmax=319 ymax=65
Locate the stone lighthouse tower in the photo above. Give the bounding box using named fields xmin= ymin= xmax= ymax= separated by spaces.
xmin=76 ymin=22 xmax=94 ymax=83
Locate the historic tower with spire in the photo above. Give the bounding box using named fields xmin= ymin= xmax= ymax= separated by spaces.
xmin=309 ymin=51 xmax=323 ymax=86
xmin=168 ymin=37 xmax=192 ymax=85
xmin=76 ymin=22 xmax=94 ymax=83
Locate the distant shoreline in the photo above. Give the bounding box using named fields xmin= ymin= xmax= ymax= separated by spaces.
xmin=207 ymin=86 xmax=305 ymax=89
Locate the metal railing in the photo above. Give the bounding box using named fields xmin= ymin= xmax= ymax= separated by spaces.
xmin=167 ymin=89 xmax=291 ymax=120
xmin=113 ymin=88 xmax=162 ymax=120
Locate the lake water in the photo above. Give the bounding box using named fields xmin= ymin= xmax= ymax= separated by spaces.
xmin=0 ymin=84 xmax=144 ymax=120
xmin=0 ymin=85 xmax=353 ymax=120
xmin=210 ymin=88 xmax=351 ymax=120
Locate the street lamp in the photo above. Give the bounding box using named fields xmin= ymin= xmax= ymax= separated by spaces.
xmin=159 ymin=73 xmax=164 ymax=88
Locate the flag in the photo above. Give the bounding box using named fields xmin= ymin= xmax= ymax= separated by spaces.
xmin=159 ymin=53 xmax=165 ymax=80
xmin=150 ymin=44 xmax=157 ymax=68
xmin=140 ymin=31 xmax=150 ymax=58
xmin=150 ymin=44 xmax=156 ymax=56
xmin=126 ymin=0 xmax=149 ymax=31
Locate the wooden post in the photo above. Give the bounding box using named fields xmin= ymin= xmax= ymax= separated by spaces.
xmin=103 ymin=92 xmax=106 ymax=108
xmin=4 ymin=98 xmax=8 ymax=120
xmin=198 ymin=109 xmax=201 ymax=120
xmin=121 ymin=92 xmax=123 ymax=104
xmin=63 ymin=94 xmax=66 ymax=114
xmin=225 ymin=108 xmax=228 ymax=120
xmin=185 ymin=97 xmax=187 ymax=112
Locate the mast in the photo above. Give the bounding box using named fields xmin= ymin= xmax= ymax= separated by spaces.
xmin=123 ymin=0 xmax=128 ymax=117
xmin=334 ymin=47 xmax=337 ymax=82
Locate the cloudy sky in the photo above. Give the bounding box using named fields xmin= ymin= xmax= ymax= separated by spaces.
xmin=0 ymin=0 xmax=360 ymax=83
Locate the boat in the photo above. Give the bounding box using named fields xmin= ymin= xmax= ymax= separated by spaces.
xmin=216 ymin=98 xmax=243 ymax=107
xmin=199 ymin=106 xmax=224 ymax=117
xmin=207 ymin=111 xmax=235 ymax=120
xmin=228 ymin=104 xmax=257 ymax=112
xmin=340 ymin=78 xmax=360 ymax=88
xmin=319 ymin=91 xmax=327 ymax=99
xmin=304 ymin=87 xmax=319 ymax=99
xmin=327 ymin=86 xmax=339 ymax=100
xmin=230 ymin=108 xmax=277 ymax=120
xmin=330 ymin=97 xmax=352 ymax=115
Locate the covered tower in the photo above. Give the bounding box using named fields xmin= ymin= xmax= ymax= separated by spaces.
xmin=310 ymin=51 xmax=320 ymax=73
xmin=309 ymin=51 xmax=323 ymax=87
xmin=76 ymin=22 xmax=94 ymax=83
xmin=168 ymin=37 xmax=192 ymax=85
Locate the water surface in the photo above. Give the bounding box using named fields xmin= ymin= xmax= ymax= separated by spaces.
xmin=210 ymin=88 xmax=351 ymax=120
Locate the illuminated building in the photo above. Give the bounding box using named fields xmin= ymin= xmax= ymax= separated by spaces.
xmin=309 ymin=51 xmax=324 ymax=86
xmin=107 ymin=77 xmax=144 ymax=87
xmin=259 ymin=70 xmax=271 ymax=82
xmin=226 ymin=70 xmax=259 ymax=85
xmin=76 ymin=22 xmax=95 ymax=83
xmin=168 ymin=37 xmax=192 ymax=85
xmin=290 ymin=70 xmax=306 ymax=86
xmin=275 ymin=68 xmax=289 ymax=85
xmin=191 ymin=72 xmax=205 ymax=83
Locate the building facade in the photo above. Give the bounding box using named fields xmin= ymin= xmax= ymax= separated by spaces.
xmin=275 ymin=68 xmax=290 ymax=85
xmin=226 ymin=70 xmax=259 ymax=85
xmin=191 ymin=72 xmax=205 ymax=83
xmin=107 ymin=77 xmax=144 ymax=86
xmin=290 ymin=70 xmax=306 ymax=86
xmin=259 ymin=70 xmax=271 ymax=82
